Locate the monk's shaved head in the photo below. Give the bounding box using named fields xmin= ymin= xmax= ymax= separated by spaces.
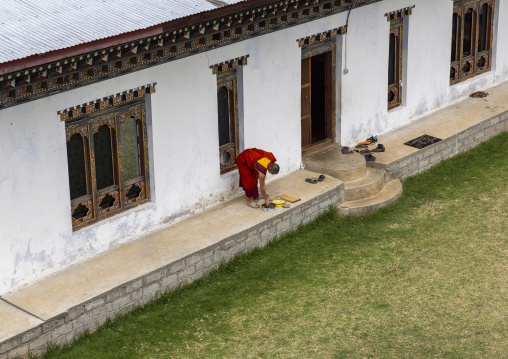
xmin=268 ymin=163 xmax=280 ymax=174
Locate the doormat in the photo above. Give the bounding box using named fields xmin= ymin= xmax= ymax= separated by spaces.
xmin=404 ymin=134 xmax=442 ymax=149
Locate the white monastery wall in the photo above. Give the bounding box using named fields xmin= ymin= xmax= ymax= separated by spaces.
xmin=0 ymin=10 xmax=347 ymax=294
xmin=340 ymin=0 xmax=508 ymax=145
xmin=1 ymin=0 xmax=507 ymax=294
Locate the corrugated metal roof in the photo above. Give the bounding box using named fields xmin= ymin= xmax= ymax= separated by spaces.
xmin=0 ymin=0 xmax=246 ymax=64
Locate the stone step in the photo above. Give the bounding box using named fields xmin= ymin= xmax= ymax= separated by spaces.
xmin=338 ymin=179 xmax=403 ymax=216
xmin=303 ymin=146 xmax=367 ymax=182
xmin=344 ymin=167 xmax=386 ymax=201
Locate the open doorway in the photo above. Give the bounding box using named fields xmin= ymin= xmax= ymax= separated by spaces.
xmin=301 ymin=51 xmax=333 ymax=152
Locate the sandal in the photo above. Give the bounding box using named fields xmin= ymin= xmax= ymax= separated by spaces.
xmin=359 ymin=149 xmax=371 ymax=154
xmin=366 ymin=135 xmax=378 ymax=143
xmin=305 ymin=178 xmax=318 ymax=184
xmin=318 ymin=174 xmax=325 ymax=181
xmin=247 ymin=202 xmax=260 ymax=208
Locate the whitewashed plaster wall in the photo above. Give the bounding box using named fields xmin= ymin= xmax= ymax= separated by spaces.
xmin=1 ymin=0 xmax=507 ymax=294
xmin=0 ymin=10 xmax=349 ymax=294
xmin=340 ymin=0 xmax=508 ymax=145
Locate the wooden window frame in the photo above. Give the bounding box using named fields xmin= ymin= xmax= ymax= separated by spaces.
xmin=450 ymin=0 xmax=494 ymax=85
xmin=217 ymin=70 xmax=239 ymax=175
xmin=388 ymin=18 xmax=403 ymax=110
xmin=65 ymin=101 xmax=150 ymax=230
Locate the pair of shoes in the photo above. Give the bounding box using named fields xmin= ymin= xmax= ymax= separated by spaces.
xmin=355 ymin=144 xmax=368 ymax=149
xmin=371 ymin=144 xmax=385 ymax=152
xmin=305 ymin=178 xmax=318 ymax=184
xmin=364 ymin=154 xmax=376 ymax=161
xmin=366 ymin=135 xmax=378 ymax=143
xmin=342 ymin=146 xmax=354 ymax=154
xmin=357 ymin=141 xmax=371 ymax=146
xmin=359 ymin=149 xmax=371 ymax=154
xmin=318 ymin=174 xmax=325 ymax=181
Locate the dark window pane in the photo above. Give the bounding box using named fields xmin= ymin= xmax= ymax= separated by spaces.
xmin=451 ymin=13 xmax=459 ymax=61
xmin=478 ymin=4 xmax=489 ymax=52
xmin=72 ymin=203 xmax=89 ymax=221
xmin=126 ymin=184 xmax=142 ymax=200
xmin=388 ymin=33 xmax=396 ymax=85
xmin=120 ymin=117 xmax=141 ymax=180
xmin=217 ymin=86 xmax=233 ymax=146
xmin=463 ymin=9 xmax=473 ymax=56
xmin=99 ymin=193 xmax=115 ymax=210
xmin=94 ymin=125 xmax=115 ymax=190
xmin=67 ymin=133 xmax=88 ymax=200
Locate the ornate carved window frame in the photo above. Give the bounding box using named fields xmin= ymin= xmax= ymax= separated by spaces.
xmin=450 ymin=0 xmax=494 ymax=85
xmin=211 ymin=56 xmax=247 ymax=174
xmin=388 ymin=18 xmax=403 ymax=110
xmin=62 ymin=85 xmax=154 ymax=230
xmin=385 ymin=6 xmax=413 ymax=110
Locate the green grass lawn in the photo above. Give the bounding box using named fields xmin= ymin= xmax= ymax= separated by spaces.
xmin=39 ymin=133 xmax=508 ymax=359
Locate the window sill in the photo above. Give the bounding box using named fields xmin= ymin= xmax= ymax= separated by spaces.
xmin=220 ymin=167 xmax=239 ymax=179
xmin=388 ymin=103 xmax=404 ymax=113
xmin=72 ymin=201 xmax=155 ymax=235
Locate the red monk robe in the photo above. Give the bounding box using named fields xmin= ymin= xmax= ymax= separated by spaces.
xmin=236 ymin=148 xmax=277 ymax=193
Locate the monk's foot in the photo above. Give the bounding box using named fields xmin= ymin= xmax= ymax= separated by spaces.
xmin=247 ymin=201 xmax=260 ymax=208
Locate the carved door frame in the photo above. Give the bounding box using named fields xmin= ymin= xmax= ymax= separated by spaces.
xmin=301 ymin=39 xmax=336 ymax=153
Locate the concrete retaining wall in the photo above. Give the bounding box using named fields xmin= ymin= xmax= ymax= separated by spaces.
xmin=382 ymin=111 xmax=508 ymax=181
xmin=0 ymin=183 xmax=344 ymax=359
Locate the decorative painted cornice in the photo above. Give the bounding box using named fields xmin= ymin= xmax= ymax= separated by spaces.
xmin=0 ymin=0 xmax=383 ymax=111
xmin=57 ymin=83 xmax=156 ymax=122
xmin=385 ymin=5 xmax=415 ymax=21
xmin=210 ymin=55 xmax=249 ymax=74
xmin=296 ymin=26 xmax=346 ymax=47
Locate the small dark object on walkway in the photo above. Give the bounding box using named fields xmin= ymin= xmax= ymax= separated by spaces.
xmin=318 ymin=175 xmax=326 ymax=181
xmin=305 ymin=178 xmax=318 ymax=184
xmin=470 ymin=91 xmax=489 ymax=98
xmin=372 ymin=144 xmax=385 ymax=152
xmin=366 ymin=135 xmax=378 ymax=143
xmin=359 ymin=149 xmax=371 ymax=154
xmin=404 ymin=134 xmax=441 ymax=149
xmin=364 ymin=154 xmax=376 ymax=161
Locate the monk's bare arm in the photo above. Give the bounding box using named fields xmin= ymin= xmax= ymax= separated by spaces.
xmin=257 ymin=172 xmax=270 ymax=206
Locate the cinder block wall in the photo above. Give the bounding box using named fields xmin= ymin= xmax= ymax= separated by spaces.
xmin=384 ymin=111 xmax=508 ymax=181
xmin=0 ymin=184 xmax=344 ymax=359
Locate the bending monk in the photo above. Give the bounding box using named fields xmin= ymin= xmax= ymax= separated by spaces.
xmin=236 ymin=148 xmax=280 ymax=208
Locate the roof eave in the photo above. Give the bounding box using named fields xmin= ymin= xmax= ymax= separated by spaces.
xmin=0 ymin=0 xmax=266 ymax=75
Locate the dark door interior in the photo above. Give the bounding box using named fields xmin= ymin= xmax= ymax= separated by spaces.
xmin=301 ymin=51 xmax=332 ymax=149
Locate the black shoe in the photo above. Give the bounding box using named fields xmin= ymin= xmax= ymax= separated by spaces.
xmin=364 ymin=154 xmax=376 ymax=161
xmin=366 ymin=135 xmax=378 ymax=143
xmin=372 ymin=144 xmax=385 ymax=152
xmin=359 ymin=149 xmax=371 ymax=154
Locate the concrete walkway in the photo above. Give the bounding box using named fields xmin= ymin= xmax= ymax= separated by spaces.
xmin=0 ymin=170 xmax=344 ymax=358
xmin=1 ymin=81 xmax=508 ymax=358
xmin=369 ymin=82 xmax=508 ymax=179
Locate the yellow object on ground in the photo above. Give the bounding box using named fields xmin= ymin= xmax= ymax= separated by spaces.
xmin=279 ymin=193 xmax=301 ymax=203
xmin=271 ymin=198 xmax=286 ymax=207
